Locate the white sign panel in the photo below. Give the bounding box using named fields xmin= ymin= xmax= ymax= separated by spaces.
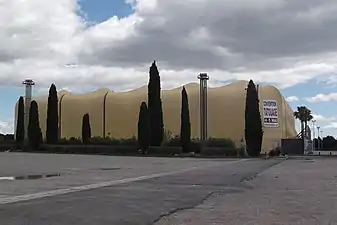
xmin=262 ymin=100 xmax=279 ymax=128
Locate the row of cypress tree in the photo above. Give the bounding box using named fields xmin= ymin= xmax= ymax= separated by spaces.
xmin=15 ymin=83 xmax=59 ymax=149
xmin=137 ymin=61 xmax=192 ymax=153
xmin=137 ymin=63 xmax=263 ymax=156
xmin=15 ymin=61 xmax=263 ymax=156
xmin=15 ymin=98 xmax=43 ymax=149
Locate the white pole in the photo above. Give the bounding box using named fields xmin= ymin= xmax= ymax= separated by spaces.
xmin=22 ymin=79 xmax=35 ymax=146
xmin=312 ymin=120 xmax=316 ymax=151
xmin=320 ymin=130 xmax=323 ymax=149
xmin=317 ymin=126 xmax=320 ymax=149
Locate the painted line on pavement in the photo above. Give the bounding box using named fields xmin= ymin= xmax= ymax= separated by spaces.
xmin=0 ymin=158 xmax=249 ymax=205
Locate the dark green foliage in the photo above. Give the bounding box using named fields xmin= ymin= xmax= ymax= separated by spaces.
xmin=322 ymin=136 xmax=336 ymax=149
xmin=200 ymin=147 xmax=238 ymax=157
xmin=15 ymin=96 xmax=25 ymax=146
xmin=28 ymin=101 xmax=42 ymax=149
xmin=82 ymin=113 xmax=91 ymax=144
xmin=206 ymin=138 xmax=235 ymax=148
xmin=293 ymin=106 xmax=313 ymax=153
xmin=180 ymin=87 xmax=191 ymax=153
xmin=244 ymin=80 xmax=263 ymax=157
xmin=146 ymin=146 xmax=182 ymax=155
xmin=46 ymin=83 xmax=59 ymax=144
xmin=58 ymin=136 xmax=138 ymax=146
xmin=137 ymin=102 xmax=150 ymax=152
xmin=147 ymin=61 xmax=164 ymax=146
xmin=165 ymin=136 xmax=181 ymax=147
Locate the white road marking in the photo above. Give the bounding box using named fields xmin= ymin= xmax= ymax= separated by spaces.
xmin=0 ymin=159 xmax=250 ymax=205
xmin=0 ymin=177 xmax=15 ymax=181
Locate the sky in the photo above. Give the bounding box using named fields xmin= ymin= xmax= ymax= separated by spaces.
xmin=1 ymin=0 xmax=337 ymax=137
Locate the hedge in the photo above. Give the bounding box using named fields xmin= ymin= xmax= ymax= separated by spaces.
xmin=38 ymin=144 xmax=138 ymax=155
xmin=37 ymin=144 xmax=183 ymax=156
xmin=201 ymin=147 xmax=242 ymax=157
xmin=58 ymin=136 xmax=138 ymax=146
xmin=0 ymin=143 xmax=15 ymax=151
xmin=147 ymin=146 xmax=182 ymax=155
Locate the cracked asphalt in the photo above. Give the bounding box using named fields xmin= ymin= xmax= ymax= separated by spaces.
xmin=0 ymin=153 xmax=281 ymax=225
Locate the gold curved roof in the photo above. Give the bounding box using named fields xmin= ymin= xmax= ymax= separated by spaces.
xmin=15 ymin=80 xmax=296 ymax=152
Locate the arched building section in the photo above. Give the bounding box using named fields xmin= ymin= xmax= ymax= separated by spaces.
xmin=34 ymin=90 xmax=70 ymax=140
xmin=60 ymin=88 xmax=109 ymax=139
xmin=105 ymin=86 xmax=147 ymax=139
xmin=58 ymin=91 xmax=68 ymax=138
xmin=14 ymin=81 xmax=297 ymax=152
xmin=206 ymin=81 xmax=247 ymax=143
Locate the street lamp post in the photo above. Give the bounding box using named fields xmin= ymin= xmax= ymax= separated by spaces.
xmin=312 ymin=120 xmax=316 ymax=151
xmin=321 ymin=130 xmax=323 ymax=149
xmin=197 ymin=73 xmax=209 ymax=148
xmin=22 ymin=79 xmax=35 ymax=147
xmin=317 ymin=126 xmax=321 ymax=149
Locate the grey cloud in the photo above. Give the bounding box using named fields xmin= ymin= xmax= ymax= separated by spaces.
xmin=80 ymin=0 xmax=337 ymax=72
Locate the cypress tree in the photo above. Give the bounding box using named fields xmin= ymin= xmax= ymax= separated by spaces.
xmin=137 ymin=102 xmax=150 ymax=154
xmin=15 ymin=96 xmax=25 ymax=147
xmin=147 ymin=61 xmax=164 ymax=146
xmin=180 ymin=87 xmax=191 ymax=153
xmin=244 ymin=80 xmax=263 ymax=157
xmin=46 ymin=83 xmax=59 ymax=144
xmin=28 ymin=101 xmax=43 ymax=149
xmin=82 ymin=113 xmax=91 ymax=144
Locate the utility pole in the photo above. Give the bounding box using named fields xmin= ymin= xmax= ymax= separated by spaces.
xmin=317 ymin=126 xmax=321 ymax=149
xmin=312 ymin=120 xmax=316 ymax=151
xmin=22 ymin=79 xmax=35 ymax=147
xmin=321 ymin=130 xmax=324 ymax=149
xmin=197 ymin=73 xmax=209 ymax=149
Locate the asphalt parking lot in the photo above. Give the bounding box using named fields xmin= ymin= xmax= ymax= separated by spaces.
xmin=0 ymin=153 xmax=281 ymax=225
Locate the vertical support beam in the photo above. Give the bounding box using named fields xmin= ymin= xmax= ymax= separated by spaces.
xmin=103 ymin=92 xmax=109 ymax=138
xmin=22 ymin=79 xmax=35 ymax=146
xmin=198 ymin=73 xmax=209 ymax=146
xmin=59 ymin=94 xmax=66 ymax=140
xmin=203 ymin=79 xmax=208 ymax=140
xmin=317 ymin=126 xmax=320 ymax=149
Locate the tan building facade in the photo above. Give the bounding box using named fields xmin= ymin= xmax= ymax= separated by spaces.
xmin=15 ymin=80 xmax=297 ymax=152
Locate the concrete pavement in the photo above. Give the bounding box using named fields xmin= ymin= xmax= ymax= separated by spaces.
xmin=0 ymin=153 xmax=280 ymax=225
xmin=156 ymin=157 xmax=337 ymax=225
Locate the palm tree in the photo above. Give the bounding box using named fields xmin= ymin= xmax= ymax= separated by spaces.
xmin=304 ymin=108 xmax=313 ymax=137
xmin=293 ymin=106 xmax=313 ymax=139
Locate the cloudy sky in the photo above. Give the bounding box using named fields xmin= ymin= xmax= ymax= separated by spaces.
xmin=1 ymin=0 xmax=337 ymax=137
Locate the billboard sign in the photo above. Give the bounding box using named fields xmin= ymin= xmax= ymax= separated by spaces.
xmin=262 ymin=100 xmax=279 ymax=128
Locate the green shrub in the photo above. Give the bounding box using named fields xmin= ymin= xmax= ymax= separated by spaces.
xmin=148 ymin=146 xmax=182 ymax=155
xmin=39 ymin=144 xmax=138 ymax=155
xmin=201 ymin=147 xmax=238 ymax=156
xmin=189 ymin=141 xmax=201 ymax=153
xmin=165 ymin=135 xmax=181 ymax=147
xmin=58 ymin=136 xmax=138 ymax=146
xmin=0 ymin=143 xmax=16 ymax=151
xmin=268 ymin=148 xmax=281 ymax=157
xmin=68 ymin=137 xmax=80 ymax=144
xmin=237 ymin=147 xmax=246 ymax=157
xmin=206 ymin=138 xmax=235 ymax=148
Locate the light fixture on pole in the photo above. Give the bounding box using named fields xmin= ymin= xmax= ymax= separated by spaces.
xmin=312 ymin=119 xmax=316 ymax=151
xmin=197 ymin=73 xmax=209 ymax=147
xmin=22 ymin=79 xmax=35 ymax=147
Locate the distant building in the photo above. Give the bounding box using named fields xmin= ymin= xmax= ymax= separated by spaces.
xmin=14 ymin=80 xmax=297 ymax=153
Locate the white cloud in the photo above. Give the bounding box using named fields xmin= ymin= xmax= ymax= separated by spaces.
xmin=305 ymin=93 xmax=337 ymax=102
xmin=0 ymin=120 xmax=14 ymax=134
xmin=286 ymin=96 xmax=299 ymax=102
xmin=2 ymin=0 xmax=337 ymax=92
xmin=324 ymin=123 xmax=337 ymax=129
xmin=312 ymin=114 xmax=336 ymax=122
